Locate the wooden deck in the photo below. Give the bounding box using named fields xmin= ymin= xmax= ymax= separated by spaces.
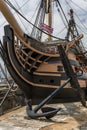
xmin=0 ymin=102 xmax=87 ymax=130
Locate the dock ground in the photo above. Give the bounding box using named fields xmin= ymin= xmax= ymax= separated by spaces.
xmin=0 ymin=102 xmax=87 ymax=130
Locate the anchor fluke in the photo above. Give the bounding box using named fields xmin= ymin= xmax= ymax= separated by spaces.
xmin=41 ymin=107 xmax=61 ymax=119
xmin=26 ymin=106 xmax=60 ymax=119
xmin=26 ymin=78 xmax=70 ymax=119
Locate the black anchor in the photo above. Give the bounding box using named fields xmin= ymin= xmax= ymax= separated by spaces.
xmin=26 ymin=78 xmax=70 ymax=119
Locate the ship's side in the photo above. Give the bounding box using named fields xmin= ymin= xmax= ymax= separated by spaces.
xmin=0 ymin=0 xmax=87 ymax=104
xmin=1 ymin=25 xmax=86 ymax=104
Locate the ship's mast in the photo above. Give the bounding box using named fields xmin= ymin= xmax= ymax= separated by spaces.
xmin=31 ymin=0 xmax=53 ymax=42
xmin=46 ymin=0 xmax=52 ymax=41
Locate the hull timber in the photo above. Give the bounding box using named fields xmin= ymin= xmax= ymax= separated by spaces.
xmin=1 ymin=25 xmax=86 ymax=104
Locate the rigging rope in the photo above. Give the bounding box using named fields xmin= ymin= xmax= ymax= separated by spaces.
xmin=55 ymin=27 xmax=66 ymax=36
xmin=70 ymin=0 xmax=87 ymax=14
xmin=0 ymin=21 xmax=6 ymax=29
xmin=75 ymin=14 xmax=87 ymax=34
xmin=29 ymin=1 xmax=41 ymax=25
xmin=56 ymin=1 xmax=67 ymax=29
xmin=14 ymin=0 xmax=30 ymax=34
xmin=0 ymin=0 xmax=31 ymax=29
xmin=4 ymin=0 xmax=66 ymax=41
xmin=65 ymin=0 xmax=87 ymax=34
xmin=56 ymin=0 xmax=68 ymax=24
xmin=31 ymin=0 xmax=45 ymax=39
xmin=64 ymin=0 xmax=86 ymax=51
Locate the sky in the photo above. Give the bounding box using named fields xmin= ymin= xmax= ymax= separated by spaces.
xmin=0 ymin=0 xmax=87 ymax=67
xmin=0 ymin=0 xmax=87 ymax=42
xmin=0 ymin=0 xmax=87 ymax=74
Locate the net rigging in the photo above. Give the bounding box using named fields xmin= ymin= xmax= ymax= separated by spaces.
xmin=4 ymin=0 xmax=66 ymax=41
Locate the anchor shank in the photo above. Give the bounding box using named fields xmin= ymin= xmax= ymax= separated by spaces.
xmin=34 ymin=78 xmax=71 ymax=113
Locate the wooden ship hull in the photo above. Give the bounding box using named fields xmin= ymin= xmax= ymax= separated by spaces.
xmin=0 ymin=25 xmax=86 ymax=104
xmin=0 ymin=0 xmax=87 ymax=105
